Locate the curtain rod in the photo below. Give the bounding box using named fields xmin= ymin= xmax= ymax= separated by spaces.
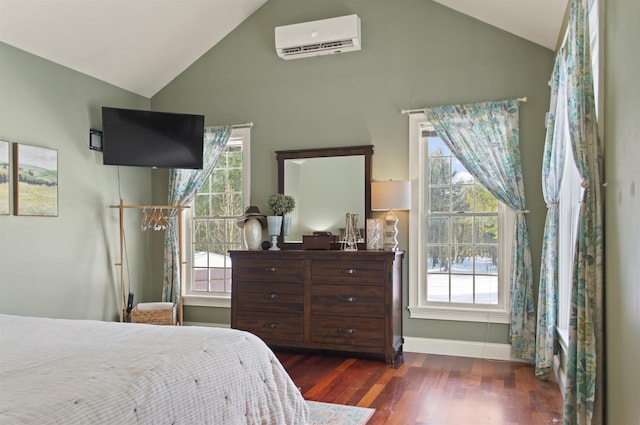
xmin=401 ymin=97 xmax=528 ymax=115
xmin=232 ymin=122 xmax=253 ymax=129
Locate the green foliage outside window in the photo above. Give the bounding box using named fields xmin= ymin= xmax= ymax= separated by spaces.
xmin=426 ymin=137 xmax=499 ymax=304
xmin=194 ymin=146 xmax=244 ymax=257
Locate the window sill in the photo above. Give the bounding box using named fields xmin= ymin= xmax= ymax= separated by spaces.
xmin=408 ymin=305 xmax=510 ymax=324
xmin=182 ymin=294 xmax=230 ymax=308
xmin=556 ymin=327 xmax=569 ymax=352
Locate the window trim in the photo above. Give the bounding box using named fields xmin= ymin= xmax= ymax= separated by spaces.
xmin=182 ymin=127 xmax=251 ymax=308
xmin=407 ymin=113 xmax=513 ymax=324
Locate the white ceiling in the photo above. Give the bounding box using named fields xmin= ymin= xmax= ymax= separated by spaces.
xmin=0 ymin=0 xmax=267 ymax=98
xmin=0 ymin=0 xmax=567 ymax=98
xmin=434 ymin=0 xmax=568 ymax=51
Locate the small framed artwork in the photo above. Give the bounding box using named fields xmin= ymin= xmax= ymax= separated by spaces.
xmin=0 ymin=140 xmax=9 ymax=215
xmin=13 ymin=143 xmax=58 ymax=216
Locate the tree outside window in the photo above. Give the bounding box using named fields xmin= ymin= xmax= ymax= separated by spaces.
xmin=425 ymin=135 xmax=499 ymax=305
xmin=190 ymin=137 xmax=245 ymax=295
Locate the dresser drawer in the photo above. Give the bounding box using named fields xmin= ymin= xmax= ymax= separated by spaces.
xmin=236 ymin=259 xmax=304 ymax=281
xmin=236 ymin=281 xmax=303 ymax=313
xmin=235 ymin=310 xmax=303 ymax=342
xmin=311 ymin=260 xmax=386 ymax=284
xmin=311 ymin=315 xmax=385 ymax=348
xmin=311 ymin=284 xmax=385 ymax=316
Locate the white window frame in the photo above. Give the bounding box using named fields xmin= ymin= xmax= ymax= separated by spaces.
xmin=182 ymin=127 xmax=251 ymax=308
xmin=408 ymin=113 xmax=514 ymax=324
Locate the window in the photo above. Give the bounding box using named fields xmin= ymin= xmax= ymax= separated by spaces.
xmin=408 ymin=114 xmax=513 ymax=323
xmin=558 ymin=132 xmax=582 ymax=344
xmin=183 ymin=127 xmax=250 ymax=308
xmin=556 ymin=0 xmax=598 ymax=346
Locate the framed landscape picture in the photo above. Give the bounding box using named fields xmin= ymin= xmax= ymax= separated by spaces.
xmin=13 ymin=143 xmax=58 ymax=216
xmin=0 ymin=140 xmax=9 ymax=215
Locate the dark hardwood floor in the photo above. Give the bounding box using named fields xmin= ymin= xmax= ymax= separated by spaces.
xmin=276 ymin=351 xmax=563 ymax=425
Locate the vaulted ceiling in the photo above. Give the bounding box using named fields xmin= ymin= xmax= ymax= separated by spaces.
xmin=0 ymin=0 xmax=567 ymax=98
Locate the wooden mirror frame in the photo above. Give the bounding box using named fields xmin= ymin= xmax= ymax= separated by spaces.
xmin=276 ymin=145 xmax=374 ymax=249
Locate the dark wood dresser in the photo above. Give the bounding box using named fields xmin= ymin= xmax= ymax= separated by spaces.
xmin=230 ymin=250 xmax=404 ymax=364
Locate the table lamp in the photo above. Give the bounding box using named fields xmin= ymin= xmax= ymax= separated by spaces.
xmin=371 ymin=180 xmax=411 ymax=251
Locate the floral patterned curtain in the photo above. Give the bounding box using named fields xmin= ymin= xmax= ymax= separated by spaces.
xmin=535 ymin=55 xmax=567 ymax=380
xmin=162 ymin=125 xmax=232 ymax=304
xmin=426 ymin=99 xmax=535 ymax=361
xmin=562 ymin=0 xmax=604 ymax=423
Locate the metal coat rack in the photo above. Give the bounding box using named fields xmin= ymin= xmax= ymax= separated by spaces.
xmin=110 ymin=199 xmax=189 ymax=325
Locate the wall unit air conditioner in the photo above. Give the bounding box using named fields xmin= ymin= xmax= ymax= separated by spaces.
xmin=275 ymin=14 xmax=361 ymax=60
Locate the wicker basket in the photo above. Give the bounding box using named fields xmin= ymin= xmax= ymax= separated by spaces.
xmin=130 ymin=303 xmax=177 ymax=325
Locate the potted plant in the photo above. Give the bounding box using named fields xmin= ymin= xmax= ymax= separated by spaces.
xmin=266 ymin=194 xmax=296 ymax=250
xmin=267 ymin=193 xmax=295 ymax=216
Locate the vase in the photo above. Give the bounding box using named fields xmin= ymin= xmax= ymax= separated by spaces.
xmin=366 ymin=218 xmax=384 ymax=250
xmin=282 ymin=216 xmax=292 ymax=237
xmin=267 ymin=216 xmax=283 ymax=251
xmin=243 ymin=218 xmax=262 ymax=250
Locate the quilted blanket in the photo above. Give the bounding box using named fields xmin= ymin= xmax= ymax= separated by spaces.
xmin=0 ymin=314 xmax=309 ymax=424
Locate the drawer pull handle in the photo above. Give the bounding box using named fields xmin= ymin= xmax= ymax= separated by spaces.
xmin=263 ymin=322 xmax=277 ymax=329
xmin=340 ymin=268 xmax=357 ymax=275
xmin=264 ymin=267 xmax=278 ymax=272
xmin=264 ymin=293 xmax=278 ymax=299
xmin=337 ymin=328 xmax=355 ymax=334
xmin=339 ymin=296 xmax=357 ymax=303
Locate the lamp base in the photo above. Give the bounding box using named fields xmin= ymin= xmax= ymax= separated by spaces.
xmin=382 ymin=210 xmax=399 ymax=251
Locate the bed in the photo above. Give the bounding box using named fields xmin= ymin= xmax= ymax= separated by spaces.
xmin=0 ymin=314 xmax=309 ymax=424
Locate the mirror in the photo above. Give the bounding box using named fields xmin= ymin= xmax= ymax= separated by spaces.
xmin=276 ymin=145 xmax=373 ymax=248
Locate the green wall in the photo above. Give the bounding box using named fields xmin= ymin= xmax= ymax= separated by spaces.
xmin=604 ymin=0 xmax=640 ymax=422
xmin=152 ymin=0 xmax=554 ymax=344
xmin=0 ymin=42 xmax=154 ymax=321
xmin=1 ymin=1 xmax=637 ymax=421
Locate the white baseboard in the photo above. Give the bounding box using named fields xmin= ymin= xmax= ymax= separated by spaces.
xmin=404 ymin=336 xmax=521 ymax=361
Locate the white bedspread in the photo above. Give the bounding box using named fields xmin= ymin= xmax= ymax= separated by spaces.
xmin=0 ymin=314 xmax=309 ymax=424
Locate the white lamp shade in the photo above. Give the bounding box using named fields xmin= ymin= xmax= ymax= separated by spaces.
xmin=371 ymin=180 xmax=411 ymax=211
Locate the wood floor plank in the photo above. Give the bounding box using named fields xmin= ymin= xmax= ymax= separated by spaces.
xmin=304 ymin=357 xmax=357 ymax=400
xmin=356 ymin=382 xmax=386 ymax=407
xmin=277 ymin=351 xmax=563 ymax=425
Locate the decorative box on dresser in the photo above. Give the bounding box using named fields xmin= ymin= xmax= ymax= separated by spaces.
xmin=230 ymin=250 xmax=404 ymax=365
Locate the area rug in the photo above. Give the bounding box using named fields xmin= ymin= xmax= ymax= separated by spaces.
xmin=307 ymin=400 xmax=375 ymax=425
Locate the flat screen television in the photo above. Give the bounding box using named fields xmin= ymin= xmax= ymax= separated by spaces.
xmin=102 ymin=107 xmax=205 ymax=169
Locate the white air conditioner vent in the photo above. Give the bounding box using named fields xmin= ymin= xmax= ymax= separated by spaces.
xmin=275 ymin=15 xmax=361 ymax=60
